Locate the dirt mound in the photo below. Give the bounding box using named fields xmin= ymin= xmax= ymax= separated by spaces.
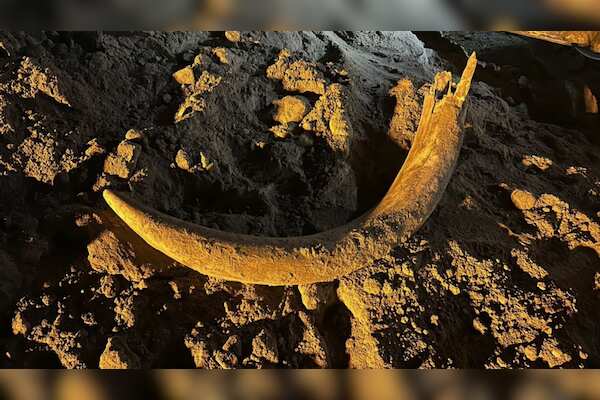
xmin=1 ymin=31 xmax=599 ymax=368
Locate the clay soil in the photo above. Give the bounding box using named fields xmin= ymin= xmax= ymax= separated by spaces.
xmin=0 ymin=31 xmax=599 ymax=368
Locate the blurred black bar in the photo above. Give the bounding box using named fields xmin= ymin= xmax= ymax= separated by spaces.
xmin=0 ymin=0 xmax=599 ymax=30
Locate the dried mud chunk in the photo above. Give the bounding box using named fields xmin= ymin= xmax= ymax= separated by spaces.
xmin=518 ymin=193 xmax=600 ymax=255
xmin=17 ymin=57 xmax=71 ymax=105
xmin=301 ymin=83 xmax=353 ymax=153
xmin=225 ymin=31 xmax=241 ymax=42
xmin=336 ymin=276 xmax=387 ymax=368
xmin=251 ymin=328 xmax=279 ymax=364
xmin=273 ymin=95 xmax=310 ymax=124
xmin=116 ymin=141 xmax=141 ymax=163
xmin=185 ymin=337 xmax=212 ymax=368
xmin=11 ymin=312 xmax=29 ymax=335
xmin=266 ymin=50 xmax=326 ymax=95
xmin=172 ymin=66 xmax=195 ymax=85
xmin=28 ymin=318 xmax=85 ymax=368
xmin=124 ymin=129 xmax=144 ymax=141
xmin=539 ymin=338 xmax=572 ymax=367
xmin=266 ymin=49 xmax=291 ymax=80
xmin=99 ymin=336 xmax=141 ymax=369
xmin=269 ymin=124 xmax=291 ymax=139
xmin=212 ymin=48 xmax=229 ymax=64
xmin=282 ymin=60 xmax=326 ymax=95
xmin=175 ymin=148 xmax=213 ymax=172
xmin=511 ymin=189 xmax=537 ymax=210
xmin=114 ymin=295 xmax=136 ymax=328
xmin=99 ymin=275 xmax=116 ymax=298
xmin=175 ymin=71 xmax=222 ymax=122
xmin=12 ymin=133 xmax=82 ymax=184
xmin=184 ymin=328 xmax=241 ymax=369
xmin=103 ymin=140 xmax=141 ymax=179
xmin=84 ymin=138 xmax=105 ymax=158
xmin=521 ymin=155 xmax=553 ymax=171
xmin=297 ymin=282 xmax=336 ymax=311
xmin=195 ymin=71 xmax=222 ymax=93
xmin=293 ymin=312 xmax=329 ymax=367
xmin=102 ymin=154 xmax=130 ymax=179
xmin=86 ymin=213 xmax=170 ymax=282
xmin=388 ymin=79 xmax=420 ymax=150
xmin=175 ymin=148 xmax=193 ymax=171
xmin=511 ymin=249 xmax=549 ymax=279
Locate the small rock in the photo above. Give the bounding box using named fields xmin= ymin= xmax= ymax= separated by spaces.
xmin=222 ymin=335 xmax=240 ymax=353
xmin=522 ymin=345 xmax=538 ymax=362
xmin=473 ymin=318 xmax=487 ymax=334
xmin=103 ymin=140 xmax=141 ymax=179
xmin=430 ymin=315 xmax=439 ymax=326
xmin=212 ymin=48 xmax=229 ymax=64
xmin=269 ymin=125 xmax=290 ymax=139
xmin=522 ymin=155 xmax=552 ymax=171
xmin=84 ymin=139 xmax=105 ymax=157
xmin=125 ymin=129 xmax=144 ymax=141
xmin=199 ymin=152 xmax=214 ymax=170
xmin=11 ymin=312 xmax=29 ymax=335
xmin=511 ymin=189 xmax=537 ymax=210
xmin=99 ymin=336 xmax=141 ymax=369
xmin=539 ymin=339 xmax=572 ymax=368
xmin=116 ymin=141 xmax=141 ymax=163
xmin=273 ymin=95 xmax=310 ymax=124
xmin=103 ymin=153 xmax=131 ymax=179
xmin=298 ymin=283 xmax=336 ymax=310
xmin=225 ymin=31 xmax=241 ymax=42
xmin=175 ymin=149 xmax=193 ymax=171
xmin=251 ymin=329 xmax=279 ymax=364
xmin=172 ymin=66 xmax=195 ymax=85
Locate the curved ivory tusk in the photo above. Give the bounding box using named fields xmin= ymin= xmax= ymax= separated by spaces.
xmin=103 ymin=53 xmax=477 ymax=285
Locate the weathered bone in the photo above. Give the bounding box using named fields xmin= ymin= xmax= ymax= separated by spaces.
xmin=103 ymin=53 xmax=477 ymax=286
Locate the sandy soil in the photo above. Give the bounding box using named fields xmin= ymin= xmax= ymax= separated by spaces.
xmin=0 ymin=31 xmax=599 ymax=368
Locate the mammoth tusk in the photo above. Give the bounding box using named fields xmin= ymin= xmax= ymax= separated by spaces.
xmin=103 ymin=53 xmax=477 ymax=286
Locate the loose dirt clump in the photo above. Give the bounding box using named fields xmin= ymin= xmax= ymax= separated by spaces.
xmin=1 ymin=31 xmax=599 ymax=368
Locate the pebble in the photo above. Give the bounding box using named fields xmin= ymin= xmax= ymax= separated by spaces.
xmin=212 ymin=48 xmax=229 ymax=64
xmin=125 ymin=129 xmax=144 ymax=141
xmin=511 ymin=189 xmax=537 ymax=210
xmin=175 ymin=149 xmax=193 ymax=171
xmin=116 ymin=141 xmax=141 ymax=163
xmin=225 ymin=31 xmax=241 ymax=42
xmin=273 ymin=95 xmax=310 ymax=124
xmin=173 ymin=66 xmax=195 ymax=85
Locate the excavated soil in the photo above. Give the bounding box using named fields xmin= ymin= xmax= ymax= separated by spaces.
xmin=0 ymin=31 xmax=599 ymax=368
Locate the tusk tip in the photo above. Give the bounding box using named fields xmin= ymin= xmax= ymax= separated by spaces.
xmin=102 ymin=188 xmax=116 ymax=203
xmin=102 ymin=189 xmax=127 ymax=212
